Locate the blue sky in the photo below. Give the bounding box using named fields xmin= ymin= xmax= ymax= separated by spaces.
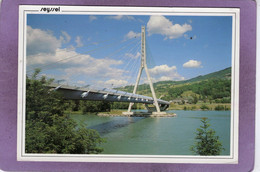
xmin=26 ymin=14 xmax=232 ymax=88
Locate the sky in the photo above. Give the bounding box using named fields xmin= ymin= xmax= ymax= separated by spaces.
xmin=26 ymin=14 xmax=232 ymax=88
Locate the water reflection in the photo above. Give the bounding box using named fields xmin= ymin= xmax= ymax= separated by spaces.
xmin=88 ymin=117 xmax=145 ymax=135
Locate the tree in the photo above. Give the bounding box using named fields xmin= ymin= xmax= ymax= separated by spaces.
xmin=25 ymin=69 xmax=105 ymax=154
xmin=200 ymin=104 xmax=209 ymax=110
xmin=193 ymin=95 xmax=198 ymax=104
xmin=190 ymin=118 xmax=224 ymax=155
xmin=73 ymin=100 xmax=81 ymax=111
xmin=81 ymin=100 xmax=111 ymax=113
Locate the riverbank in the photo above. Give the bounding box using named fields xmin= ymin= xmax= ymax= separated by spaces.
xmin=66 ymin=109 xmax=176 ymax=117
xmin=65 ymin=103 xmax=230 ymax=117
xmin=168 ymin=103 xmax=231 ymax=111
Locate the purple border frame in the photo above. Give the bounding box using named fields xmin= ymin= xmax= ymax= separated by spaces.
xmin=0 ymin=0 xmax=256 ymax=171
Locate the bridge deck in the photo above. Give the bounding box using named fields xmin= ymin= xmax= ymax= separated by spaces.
xmin=47 ymin=83 xmax=170 ymax=106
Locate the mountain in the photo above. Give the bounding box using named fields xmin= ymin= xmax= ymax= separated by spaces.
xmin=118 ymin=67 xmax=231 ymax=95
xmin=154 ymin=67 xmax=231 ymax=86
xmin=181 ymin=67 xmax=231 ymax=83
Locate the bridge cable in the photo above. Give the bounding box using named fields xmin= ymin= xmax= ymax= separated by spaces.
xmin=84 ymin=38 xmax=141 ymax=90
xmin=126 ymin=46 xmax=142 ymax=86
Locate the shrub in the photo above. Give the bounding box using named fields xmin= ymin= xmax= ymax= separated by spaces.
xmin=200 ymin=104 xmax=209 ymax=110
xmin=191 ymin=106 xmax=197 ymax=110
xmin=215 ymin=105 xmax=225 ymax=111
xmin=224 ymin=106 xmax=230 ymax=111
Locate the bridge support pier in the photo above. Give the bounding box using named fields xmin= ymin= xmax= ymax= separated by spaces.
xmin=151 ymin=111 xmax=167 ymax=116
xmin=122 ymin=111 xmax=134 ymax=116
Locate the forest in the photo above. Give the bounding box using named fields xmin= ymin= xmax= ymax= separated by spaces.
xmin=164 ymin=78 xmax=231 ymax=103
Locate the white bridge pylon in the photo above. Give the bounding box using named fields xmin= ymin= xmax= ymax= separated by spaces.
xmin=126 ymin=26 xmax=166 ymax=115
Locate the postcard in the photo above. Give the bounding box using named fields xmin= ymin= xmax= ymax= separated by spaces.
xmin=16 ymin=5 xmax=240 ymax=164
xmin=0 ymin=0 xmax=257 ymax=170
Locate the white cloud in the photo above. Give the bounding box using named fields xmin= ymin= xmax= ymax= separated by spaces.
xmin=27 ymin=48 xmax=78 ymax=66
xmin=27 ymin=47 xmax=127 ymax=86
xmin=183 ymin=60 xmax=202 ymax=68
xmin=149 ymin=64 xmax=176 ymax=74
xmin=148 ymin=64 xmax=184 ymax=82
xmin=27 ymin=26 xmax=73 ymax=56
xmin=103 ymin=79 xmax=128 ymax=87
xmin=61 ymin=31 xmax=71 ymax=43
xmin=125 ymin=31 xmax=141 ymax=40
xmin=64 ymin=57 xmax=124 ymax=79
xmin=107 ymin=15 xmax=135 ymax=21
xmin=158 ymin=76 xmax=172 ymax=81
xmin=147 ymin=15 xmax=192 ymax=39
xmin=89 ymin=15 xmax=97 ymax=21
xmin=27 ymin=26 xmax=62 ymax=56
xmin=184 ymin=34 xmax=189 ymax=39
xmin=27 ymin=45 xmax=185 ymax=86
xmin=26 ymin=26 xmax=130 ymax=87
xmin=75 ymin=36 xmax=83 ymax=47
xmin=125 ymin=52 xmax=141 ymax=59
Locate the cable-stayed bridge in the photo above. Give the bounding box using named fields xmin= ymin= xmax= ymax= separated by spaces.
xmin=47 ymin=83 xmax=170 ymax=112
xmin=29 ymin=26 xmax=170 ymax=114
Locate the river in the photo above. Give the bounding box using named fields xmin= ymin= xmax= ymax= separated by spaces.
xmin=70 ymin=110 xmax=230 ymax=155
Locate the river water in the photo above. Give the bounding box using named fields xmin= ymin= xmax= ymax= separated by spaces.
xmin=70 ymin=110 xmax=230 ymax=155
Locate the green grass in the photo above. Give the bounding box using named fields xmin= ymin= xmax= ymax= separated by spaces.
xmin=100 ymin=109 xmax=125 ymax=115
xmin=168 ymin=103 xmax=231 ymax=111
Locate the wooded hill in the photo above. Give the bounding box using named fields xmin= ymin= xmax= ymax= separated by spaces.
xmin=117 ymin=67 xmax=231 ymax=104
